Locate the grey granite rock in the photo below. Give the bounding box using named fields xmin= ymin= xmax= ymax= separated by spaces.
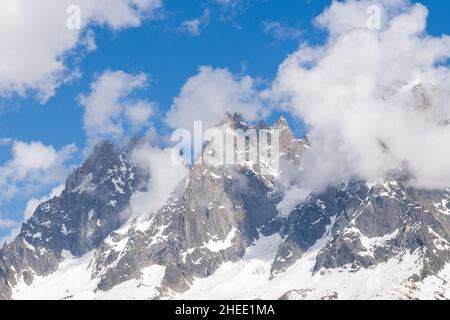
xmin=93 ymin=162 xmax=281 ymax=293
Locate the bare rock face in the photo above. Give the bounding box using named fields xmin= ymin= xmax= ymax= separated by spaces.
xmin=93 ymin=162 xmax=282 ymax=293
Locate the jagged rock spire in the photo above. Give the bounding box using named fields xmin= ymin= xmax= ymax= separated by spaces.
xmin=220 ymin=112 xmax=249 ymax=131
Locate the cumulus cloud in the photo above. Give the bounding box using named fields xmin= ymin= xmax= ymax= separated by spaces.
xmin=180 ymin=9 xmax=210 ymax=36
xmin=0 ymin=141 xmax=76 ymax=205
xmin=166 ymin=66 xmax=268 ymax=132
xmin=268 ymin=0 xmax=450 ymax=194
xmin=79 ymin=70 xmax=155 ymax=146
xmin=314 ymin=0 xmax=407 ymax=36
xmin=0 ymin=0 xmax=162 ymax=102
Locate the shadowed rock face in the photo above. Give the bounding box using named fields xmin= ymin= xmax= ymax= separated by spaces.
xmin=2 ymin=113 xmax=450 ymax=300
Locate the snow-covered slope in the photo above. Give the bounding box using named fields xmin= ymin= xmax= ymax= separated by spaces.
xmin=12 ymin=228 xmax=448 ymax=300
xmin=12 ymin=250 xmax=166 ymax=300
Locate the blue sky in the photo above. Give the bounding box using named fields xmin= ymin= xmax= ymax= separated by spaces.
xmin=1 ymin=0 xmax=449 ymax=239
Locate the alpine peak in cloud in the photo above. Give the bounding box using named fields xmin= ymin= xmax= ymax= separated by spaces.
xmin=268 ymin=0 xmax=450 ymax=194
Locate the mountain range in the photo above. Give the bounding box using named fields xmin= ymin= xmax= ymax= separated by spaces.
xmin=1 ymin=113 xmax=450 ymax=300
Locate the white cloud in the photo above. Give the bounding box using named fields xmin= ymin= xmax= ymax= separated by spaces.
xmin=0 ymin=141 xmax=76 ymax=204
xmin=128 ymin=142 xmax=189 ymax=218
xmin=213 ymin=0 xmax=250 ymax=28
xmin=79 ymin=70 xmax=155 ymax=145
xmin=10 ymin=141 xmax=59 ymax=178
xmin=125 ymin=101 xmax=154 ymax=130
xmin=180 ymin=9 xmax=210 ymax=36
xmin=166 ymin=66 xmax=268 ymax=132
xmin=262 ymin=20 xmax=302 ymax=40
xmin=0 ymin=0 xmax=162 ymax=102
xmin=268 ymin=0 xmax=450 ymax=193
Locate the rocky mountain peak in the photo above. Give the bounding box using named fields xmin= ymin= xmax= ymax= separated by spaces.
xmin=220 ymin=112 xmax=249 ymax=131
xmin=274 ymin=115 xmax=288 ymax=127
xmin=0 ymin=139 xmax=150 ymax=299
xmin=271 ymin=116 xmax=308 ymax=166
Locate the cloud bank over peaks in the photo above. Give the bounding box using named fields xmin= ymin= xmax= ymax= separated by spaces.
xmin=268 ymin=0 xmax=450 ymax=192
xmin=166 ymin=66 xmax=269 ymax=132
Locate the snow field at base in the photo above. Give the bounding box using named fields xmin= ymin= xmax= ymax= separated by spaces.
xmin=176 ymin=229 xmax=436 ymax=300
xmin=12 ymin=251 xmax=166 ymax=300
xmin=10 ymin=225 xmax=450 ymax=300
xmin=415 ymin=263 xmax=450 ymax=300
